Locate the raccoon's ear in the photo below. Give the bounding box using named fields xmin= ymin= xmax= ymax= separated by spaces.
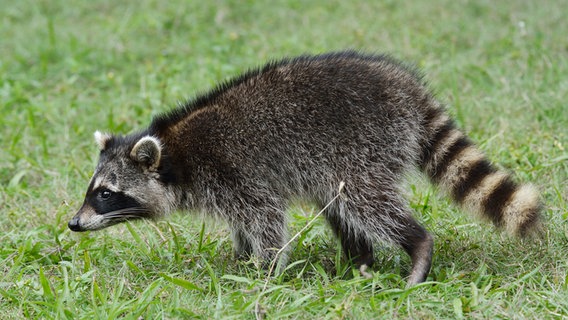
xmin=130 ymin=136 xmax=161 ymax=171
xmin=94 ymin=131 xmax=112 ymax=151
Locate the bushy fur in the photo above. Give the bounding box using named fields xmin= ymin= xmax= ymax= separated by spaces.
xmin=69 ymin=51 xmax=542 ymax=285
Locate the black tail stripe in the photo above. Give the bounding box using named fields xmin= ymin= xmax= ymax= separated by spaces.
xmin=419 ymin=119 xmax=455 ymax=169
xmin=483 ymin=177 xmax=517 ymax=226
xmin=422 ymin=107 xmax=444 ymax=129
xmin=452 ymin=159 xmax=496 ymax=202
xmin=431 ymin=136 xmax=471 ymax=182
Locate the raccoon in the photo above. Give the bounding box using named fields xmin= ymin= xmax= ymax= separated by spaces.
xmin=68 ymin=51 xmax=542 ymax=285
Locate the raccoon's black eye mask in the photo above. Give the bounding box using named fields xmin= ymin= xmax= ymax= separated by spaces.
xmin=88 ymin=188 xmax=142 ymax=215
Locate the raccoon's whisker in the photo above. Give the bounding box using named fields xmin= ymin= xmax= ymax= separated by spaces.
xmin=103 ymin=208 xmax=149 ymax=220
xmin=105 ymin=213 xmax=140 ymax=219
xmin=111 ymin=215 xmax=140 ymax=220
xmin=105 ymin=215 xmax=141 ymax=221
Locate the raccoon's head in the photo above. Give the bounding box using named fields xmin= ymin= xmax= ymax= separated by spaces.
xmin=68 ymin=131 xmax=175 ymax=232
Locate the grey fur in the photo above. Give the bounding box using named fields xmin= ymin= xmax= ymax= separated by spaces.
xmin=69 ymin=51 xmax=542 ymax=285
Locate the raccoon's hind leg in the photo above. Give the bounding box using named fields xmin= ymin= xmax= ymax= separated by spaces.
xmin=395 ymin=215 xmax=434 ymax=286
xmin=375 ymin=201 xmax=434 ymax=286
xmin=326 ymin=209 xmax=375 ymax=269
xmin=326 ymin=184 xmax=433 ymax=286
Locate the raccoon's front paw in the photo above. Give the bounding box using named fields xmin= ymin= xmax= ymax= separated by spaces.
xmin=234 ymin=249 xmax=253 ymax=261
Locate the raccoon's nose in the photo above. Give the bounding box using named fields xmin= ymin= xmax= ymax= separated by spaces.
xmin=68 ymin=217 xmax=83 ymax=232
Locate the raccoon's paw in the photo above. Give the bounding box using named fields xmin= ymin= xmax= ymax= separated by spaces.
xmin=359 ymin=264 xmax=373 ymax=279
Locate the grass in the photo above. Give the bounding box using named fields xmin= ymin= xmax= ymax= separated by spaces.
xmin=1 ymin=0 xmax=567 ymax=318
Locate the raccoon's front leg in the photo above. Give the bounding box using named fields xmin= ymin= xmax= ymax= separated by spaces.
xmin=231 ymin=228 xmax=253 ymax=260
xmin=229 ymin=209 xmax=289 ymax=270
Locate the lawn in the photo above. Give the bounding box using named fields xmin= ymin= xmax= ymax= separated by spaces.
xmin=1 ymin=0 xmax=567 ymax=318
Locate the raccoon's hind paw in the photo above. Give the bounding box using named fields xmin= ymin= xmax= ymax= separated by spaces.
xmin=359 ymin=264 xmax=373 ymax=279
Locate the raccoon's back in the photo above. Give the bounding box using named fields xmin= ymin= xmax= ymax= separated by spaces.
xmin=148 ymin=51 xmax=541 ymax=236
xmin=149 ymin=52 xmax=438 ymax=202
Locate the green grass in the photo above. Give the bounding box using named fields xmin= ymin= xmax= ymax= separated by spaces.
xmin=1 ymin=0 xmax=567 ymax=318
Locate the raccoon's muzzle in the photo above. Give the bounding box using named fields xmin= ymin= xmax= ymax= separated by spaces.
xmin=68 ymin=202 xmax=97 ymax=232
xmin=68 ymin=216 xmax=84 ymax=232
xmin=69 ymin=193 xmax=151 ymax=232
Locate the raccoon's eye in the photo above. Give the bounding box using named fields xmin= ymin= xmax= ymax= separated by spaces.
xmin=99 ymin=190 xmax=113 ymax=200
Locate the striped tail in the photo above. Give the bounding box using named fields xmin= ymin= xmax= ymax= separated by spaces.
xmin=419 ymin=108 xmax=542 ymax=237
